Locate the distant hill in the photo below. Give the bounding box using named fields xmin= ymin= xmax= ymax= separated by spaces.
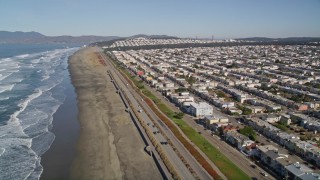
xmin=0 ymin=31 xmax=121 ymax=44
xmin=236 ymin=37 xmax=320 ymax=42
xmin=0 ymin=31 xmax=45 ymax=42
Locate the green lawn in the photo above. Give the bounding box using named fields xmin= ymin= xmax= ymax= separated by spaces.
xmin=173 ymin=118 xmax=250 ymax=179
xmin=141 ymin=89 xmax=160 ymax=102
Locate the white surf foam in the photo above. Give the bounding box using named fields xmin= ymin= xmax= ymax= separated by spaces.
xmin=0 ymin=97 xmax=9 ymax=101
xmin=41 ymin=75 xmax=50 ymax=81
xmin=31 ymin=58 xmax=41 ymax=64
xmin=15 ymin=54 xmax=30 ymax=59
xmin=0 ymin=84 xmax=15 ymax=94
xmin=0 ymin=73 xmax=12 ymax=81
xmin=9 ymin=89 xmax=43 ymax=126
xmin=0 ymin=148 xmax=5 ymax=157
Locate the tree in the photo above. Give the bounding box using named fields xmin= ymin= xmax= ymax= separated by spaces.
xmin=175 ymin=88 xmax=187 ymax=93
xmin=242 ymin=108 xmax=252 ymax=115
xmin=274 ymin=122 xmax=288 ymax=132
xmin=239 ymin=126 xmax=257 ymax=141
xmin=173 ymin=112 xmax=184 ymax=119
xmin=237 ymin=105 xmax=252 ymax=115
xmin=216 ymin=90 xmax=226 ymax=98
xmin=185 ymin=76 xmax=197 ymax=85
xmin=193 ymin=64 xmax=199 ymax=68
xmin=137 ymin=80 xmax=144 ymax=89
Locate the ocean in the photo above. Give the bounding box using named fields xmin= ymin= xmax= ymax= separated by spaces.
xmin=0 ymin=44 xmax=79 ymax=180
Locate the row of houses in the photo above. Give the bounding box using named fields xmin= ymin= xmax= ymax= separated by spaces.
xmin=278 ymin=81 xmax=320 ymax=96
xmin=291 ymin=113 xmax=320 ymax=132
xmin=238 ymin=84 xmax=308 ymax=111
xmin=217 ymin=84 xmax=249 ymax=103
xmin=167 ymin=92 xmax=214 ymax=118
xmin=246 ymin=98 xmax=282 ymax=112
xmin=210 ymin=122 xmax=320 ymax=179
xmin=244 ymin=117 xmax=320 ymax=167
xmin=277 ymin=85 xmax=320 ymax=102
xmin=254 ymin=145 xmax=320 ymax=179
xmin=202 ymin=115 xmax=320 ymax=179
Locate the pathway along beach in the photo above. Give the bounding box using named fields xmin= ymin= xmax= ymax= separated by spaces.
xmin=68 ymin=47 xmax=162 ymax=179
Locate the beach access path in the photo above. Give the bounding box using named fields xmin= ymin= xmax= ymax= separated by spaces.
xmin=68 ymin=47 xmax=162 ymax=180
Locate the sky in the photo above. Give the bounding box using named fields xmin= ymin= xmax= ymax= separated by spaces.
xmin=0 ymin=0 xmax=320 ymax=39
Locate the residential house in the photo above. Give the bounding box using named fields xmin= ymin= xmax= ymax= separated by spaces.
xmin=224 ymin=130 xmax=255 ymax=152
xmin=263 ymin=114 xmax=281 ymax=123
xmin=188 ymin=102 xmax=213 ymax=118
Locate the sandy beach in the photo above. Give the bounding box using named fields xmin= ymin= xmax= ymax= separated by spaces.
xmin=68 ymin=47 xmax=161 ymax=180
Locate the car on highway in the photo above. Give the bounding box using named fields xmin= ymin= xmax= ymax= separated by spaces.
xmin=260 ymin=172 xmax=268 ymax=176
xmin=250 ymin=164 xmax=256 ymax=168
xmin=138 ymin=109 xmax=143 ymax=113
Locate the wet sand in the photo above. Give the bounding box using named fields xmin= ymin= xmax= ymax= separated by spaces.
xmin=69 ymin=47 xmax=161 ymax=180
xmin=40 ymin=61 xmax=80 ymax=180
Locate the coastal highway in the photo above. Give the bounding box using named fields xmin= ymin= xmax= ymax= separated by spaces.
xmin=100 ymin=51 xmax=210 ymax=179
xmin=122 ymin=82 xmax=221 ymax=180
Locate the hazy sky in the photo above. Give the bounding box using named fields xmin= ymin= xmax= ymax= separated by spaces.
xmin=1 ymin=0 xmax=319 ymax=38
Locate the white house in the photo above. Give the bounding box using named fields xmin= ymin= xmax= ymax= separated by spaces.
xmin=189 ymin=102 xmax=213 ymax=118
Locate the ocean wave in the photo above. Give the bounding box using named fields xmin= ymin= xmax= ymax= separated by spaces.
xmin=41 ymin=75 xmax=50 ymax=81
xmin=15 ymin=54 xmax=30 ymax=58
xmin=0 ymin=60 xmax=20 ymax=69
xmin=0 ymin=97 xmax=10 ymax=101
xmin=0 ymin=73 xmax=13 ymax=81
xmin=0 ymin=46 xmax=79 ymax=180
xmin=0 ymin=148 xmax=5 ymax=157
xmin=0 ymin=84 xmax=15 ymax=94
xmin=0 ymin=58 xmax=11 ymax=62
xmin=40 ymin=69 xmax=56 ymax=82
xmin=9 ymin=89 xmax=43 ymax=126
xmin=31 ymin=58 xmax=41 ymax=64
xmin=0 ymin=70 xmax=20 ymax=81
xmin=0 ymin=137 xmax=38 ymax=180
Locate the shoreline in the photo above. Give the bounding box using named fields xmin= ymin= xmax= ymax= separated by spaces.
xmin=40 ymin=58 xmax=80 ymax=180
